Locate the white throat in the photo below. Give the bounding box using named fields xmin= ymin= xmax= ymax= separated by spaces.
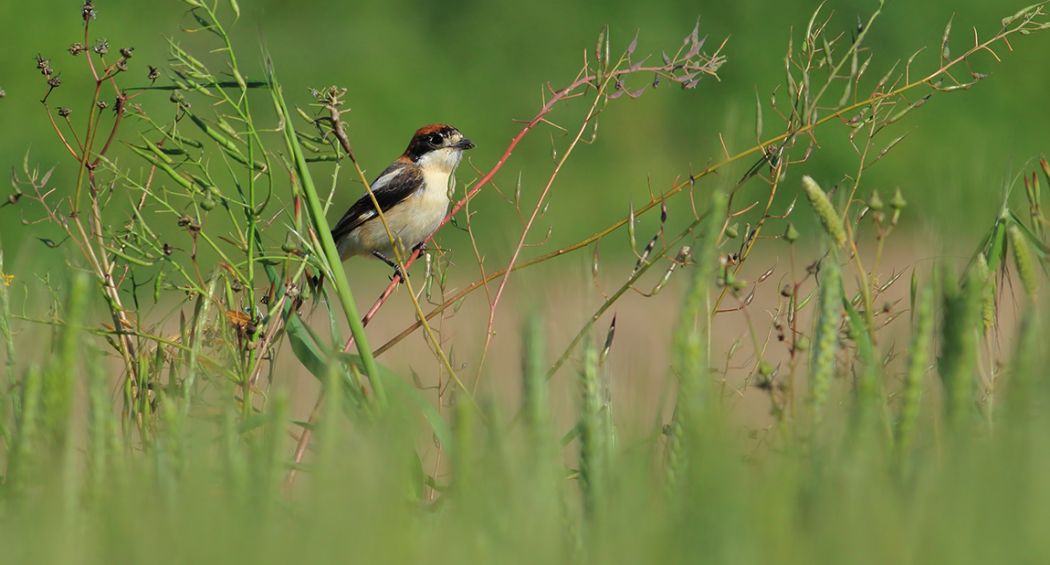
xmin=416 ymin=147 xmax=464 ymax=175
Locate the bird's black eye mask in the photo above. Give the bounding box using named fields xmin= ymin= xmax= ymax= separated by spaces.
xmin=405 ymin=126 xmax=459 ymax=161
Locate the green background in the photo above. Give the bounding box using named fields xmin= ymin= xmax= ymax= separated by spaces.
xmin=1 ymin=0 xmax=1047 ymax=267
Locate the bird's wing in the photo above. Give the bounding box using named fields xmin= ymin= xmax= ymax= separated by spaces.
xmin=330 ymin=163 xmax=423 ymax=241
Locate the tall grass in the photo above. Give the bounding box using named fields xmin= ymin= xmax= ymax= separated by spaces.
xmin=2 ymin=1 xmax=1050 ymax=563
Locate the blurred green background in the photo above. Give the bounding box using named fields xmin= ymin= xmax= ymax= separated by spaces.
xmin=1 ymin=0 xmax=1047 ymax=269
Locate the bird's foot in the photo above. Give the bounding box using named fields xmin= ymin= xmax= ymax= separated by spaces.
xmin=372 ymin=250 xmax=408 ymax=284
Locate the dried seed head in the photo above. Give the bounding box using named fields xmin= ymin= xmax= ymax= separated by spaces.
xmin=0 ymin=88 xmax=6 ymax=99
xmin=82 ymin=1 xmax=96 ymax=22
xmin=47 ymin=76 xmax=62 ymax=88
xmin=35 ymin=54 xmax=53 ymax=76
xmin=92 ymin=39 xmax=109 ymax=55
xmin=58 ymin=107 xmax=71 ymax=117
xmin=96 ymin=100 xmax=108 ymax=110
xmin=120 ymin=46 xmax=134 ymax=59
xmin=148 ymin=65 xmax=159 ymax=83
xmin=115 ymin=58 xmax=128 ymax=72
xmin=69 ymin=42 xmax=85 ymax=56
xmin=801 ymin=176 xmax=846 ymax=247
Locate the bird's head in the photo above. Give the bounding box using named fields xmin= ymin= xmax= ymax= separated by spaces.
xmin=401 ymin=124 xmax=475 ymax=172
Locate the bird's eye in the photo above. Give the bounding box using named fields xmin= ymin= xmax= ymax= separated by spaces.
xmin=427 ymin=133 xmax=444 ymax=146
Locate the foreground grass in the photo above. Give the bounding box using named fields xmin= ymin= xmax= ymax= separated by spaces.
xmin=2 ymin=2 xmax=1050 ymax=563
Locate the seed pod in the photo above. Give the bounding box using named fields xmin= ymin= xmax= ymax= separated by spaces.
xmin=868 ymin=190 xmax=884 ymax=211
xmin=802 ymin=176 xmax=846 ymax=247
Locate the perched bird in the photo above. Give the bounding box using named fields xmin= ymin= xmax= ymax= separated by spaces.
xmin=330 ymin=124 xmax=474 ymax=278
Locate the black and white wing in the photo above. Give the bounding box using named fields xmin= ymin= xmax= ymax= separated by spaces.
xmin=330 ymin=162 xmax=424 ymax=242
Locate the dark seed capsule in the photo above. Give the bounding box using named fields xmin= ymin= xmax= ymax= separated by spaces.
xmin=69 ymin=42 xmax=84 ymax=56
xmin=58 ymin=107 xmax=71 ymax=117
xmin=93 ymin=39 xmax=109 ymax=55
xmin=120 ymin=47 xmax=134 ymax=59
xmin=82 ymin=1 xmax=96 ymax=21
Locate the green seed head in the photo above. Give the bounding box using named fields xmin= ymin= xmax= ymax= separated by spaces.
xmin=802 ymin=176 xmax=846 ymax=247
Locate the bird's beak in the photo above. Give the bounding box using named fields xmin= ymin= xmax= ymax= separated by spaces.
xmin=455 ymin=138 xmax=475 ymax=150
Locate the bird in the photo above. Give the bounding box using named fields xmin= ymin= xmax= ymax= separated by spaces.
xmin=329 ymin=124 xmax=475 ymax=279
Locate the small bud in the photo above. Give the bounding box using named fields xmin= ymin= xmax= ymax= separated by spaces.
xmin=890 ymin=188 xmax=907 ymax=210
xmin=201 ymin=197 xmax=216 ymax=211
xmin=784 ymin=222 xmax=800 ymax=243
xmin=281 ymin=241 xmax=298 ymax=254
xmin=758 ymin=361 xmax=774 ymax=377
xmin=868 ymin=190 xmax=884 ymax=211
xmin=92 ymin=39 xmax=109 ymax=55
xmin=794 ymin=334 xmax=810 ymax=352
xmin=58 ymin=107 xmax=71 ymax=118
xmin=69 ymin=42 xmax=84 ymax=56
xmin=725 ymin=223 xmax=739 ymax=239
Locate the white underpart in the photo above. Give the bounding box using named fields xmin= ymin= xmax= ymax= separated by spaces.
xmin=338 ymin=147 xmax=464 ymax=260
